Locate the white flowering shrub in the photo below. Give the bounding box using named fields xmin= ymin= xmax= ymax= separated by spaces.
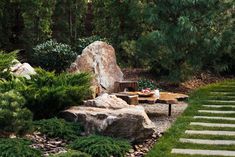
xmin=32 ymin=40 xmax=77 ymax=72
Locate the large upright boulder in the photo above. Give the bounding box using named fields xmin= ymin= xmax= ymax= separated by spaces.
xmin=69 ymin=41 xmax=123 ymax=93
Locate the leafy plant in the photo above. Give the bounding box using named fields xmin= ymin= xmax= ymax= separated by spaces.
xmin=0 ymin=90 xmax=33 ymax=135
xmin=49 ymin=150 xmax=91 ymax=157
xmin=138 ymin=79 xmax=157 ymax=91
xmin=32 ymin=39 xmax=77 ymax=72
xmin=0 ymin=138 xmax=42 ymax=157
xmin=33 ymin=118 xmax=83 ymax=140
xmin=69 ymin=135 xmax=131 ymax=157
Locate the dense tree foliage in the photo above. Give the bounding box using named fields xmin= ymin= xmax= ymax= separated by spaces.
xmin=138 ymin=0 xmax=234 ymax=81
xmin=0 ymin=0 xmax=234 ymax=81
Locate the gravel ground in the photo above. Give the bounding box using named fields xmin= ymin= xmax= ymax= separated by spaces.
xmin=141 ymin=102 xmax=188 ymax=133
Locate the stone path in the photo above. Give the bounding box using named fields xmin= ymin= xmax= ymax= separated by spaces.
xmin=171 ymin=83 xmax=235 ymax=156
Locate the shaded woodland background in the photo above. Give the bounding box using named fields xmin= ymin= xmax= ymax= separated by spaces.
xmin=0 ymin=0 xmax=234 ymax=82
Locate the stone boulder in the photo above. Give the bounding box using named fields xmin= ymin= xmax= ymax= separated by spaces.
xmin=83 ymin=93 xmax=129 ymax=109
xmin=69 ymin=41 xmax=123 ymax=93
xmin=10 ymin=60 xmax=36 ymax=79
xmin=60 ymin=106 xmax=155 ymax=143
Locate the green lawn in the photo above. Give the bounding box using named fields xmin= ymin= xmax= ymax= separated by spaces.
xmin=146 ymin=79 xmax=235 ymax=157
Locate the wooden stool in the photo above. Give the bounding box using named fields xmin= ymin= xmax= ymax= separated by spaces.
xmin=112 ymin=93 xmax=139 ymax=105
xmin=114 ymin=81 xmax=138 ymax=92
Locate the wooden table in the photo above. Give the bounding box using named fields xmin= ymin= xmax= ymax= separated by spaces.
xmin=119 ymin=91 xmax=188 ymax=116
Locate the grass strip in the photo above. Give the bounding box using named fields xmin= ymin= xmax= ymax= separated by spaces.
xmin=146 ymin=79 xmax=235 ymax=157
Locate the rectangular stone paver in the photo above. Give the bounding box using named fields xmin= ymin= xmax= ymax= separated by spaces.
xmin=210 ymin=92 xmax=235 ymax=95
xmin=185 ymin=130 xmax=235 ymax=136
xmin=206 ymin=100 xmax=235 ymax=103
xmin=198 ymin=110 xmax=235 ymax=114
xmin=203 ymin=105 xmax=235 ymax=108
xmin=190 ymin=122 xmax=235 ymax=128
xmin=194 ymin=116 xmax=235 ymax=121
xmin=180 ymin=138 xmax=235 ymax=145
xmin=172 ymin=149 xmax=235 ymax=156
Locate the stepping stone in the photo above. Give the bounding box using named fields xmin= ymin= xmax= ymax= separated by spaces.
xmin=203 ymin=105 xmax=235 ymax=108
xmin=190 ymin=122 xmax=235 ymax=128
xmin=194 ymin=116 xmax=235 ymax=121
xmin=185 ymin=130 xmax=235 ymax=136
xmin=198 ymin=110 xmax=235 ymax=114
xmin=210 ymin=92 xmax=235 ymax=95
xmin=172 ymin=148 xmax=235 ymax=156
xmin=180 ymin=138 xmax=235 ymax=145
xmin=206 ymin=100 xmax=235 ymax=103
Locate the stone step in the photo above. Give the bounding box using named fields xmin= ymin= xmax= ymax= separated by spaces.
xmin=210 ymin=92 xmax=235 ymax=95
xmin=194 ymin=116 xmax=235 ymax=121
xmin=172 ymin=148 xmax=235 ymax=156
xmin=190 ymin=122 xmax=235 ymax=128
xmin=203 ymin=105 xmax=235 ymax=108
xmin=206 ymin=100 xmax=235 ymax=103
xmin=180 ymin=138 xmax=235 ymax=145
xmin=198 ymin=110 xmax=235 ymax=114
xmin=185 ymin=130 xmax=235 ymax=136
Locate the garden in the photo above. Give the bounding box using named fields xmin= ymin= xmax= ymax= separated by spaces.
xmin=0 ymin=1 xmax=234 ymax=157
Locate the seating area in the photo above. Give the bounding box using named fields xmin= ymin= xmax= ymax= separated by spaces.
xmin=113 ymin=81 xmax=189 ymax=116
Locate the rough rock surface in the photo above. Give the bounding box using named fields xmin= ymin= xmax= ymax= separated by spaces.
xmin=10 ymin=60 xmax=36 ymax=79
xmin=60 ymin=104 xmax=155 ymax=143
xmin=69 ymin=41 xmax=123 ymax=93
xmin=83 ymin=93 xmax=129 ymax=109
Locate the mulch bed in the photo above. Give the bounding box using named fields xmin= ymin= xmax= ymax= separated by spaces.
xmin=123 ymin=68 xmax=232 ymax=94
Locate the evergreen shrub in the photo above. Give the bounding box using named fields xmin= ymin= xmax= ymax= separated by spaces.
xmin=49 ymin=150 xmax=91 ymax=157
xmin=0 ymin=138 xmax=42 ymax=157
xmin=33 ymin=118 xmax=83 ymax=140
xmin=0 ymin=90 xmax=32 ymax=135
xmin=32 ymin=40 xmax=77 ymax=72
xmin=70 ymin=135 xmax=131 ymax=157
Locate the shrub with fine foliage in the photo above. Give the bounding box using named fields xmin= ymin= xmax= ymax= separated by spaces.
xmin=49 ymin=150 xmax=91 ymax=157
xmin=69 ymin=135 xmax=131 ymax=157
xmin=0 ymin=138 xmax=42 ymax=157
xmin=33 ymin=118 xmax=83 ymax=140
xmin=0 ymin=68 xmax=92 ymax=119
xmin=20 ymin=68 xmax=92 ymax=119
xmin=0 ymin=51 xmax=17 ymax=80
xmin=0 ymin=90 xmax=32 ymax=135
xmin=32 ymin=40 xmax=77 ymax=72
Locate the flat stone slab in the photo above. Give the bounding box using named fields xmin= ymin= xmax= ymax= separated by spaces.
xmin=203 ymin=105 xmax=235 ymax=108
xmin=180 ymin=138 xmax=235 ymax=145
xmin=210 ymin=92 xmax=235 ymax=95
xmin=190 ymin=122 xmax=235 ymax=128
xmin=185 ymin=130 xmax=235 ymax=136
xmin=194 ymin=116 xmax=235 ymax=121
xmin=172 ymin=149 xmax=235 ymax=156
xmin=206 ymin=100 xmax=235 ymax=103
xmin=198 ymin=110 xmax=235 ymax=114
